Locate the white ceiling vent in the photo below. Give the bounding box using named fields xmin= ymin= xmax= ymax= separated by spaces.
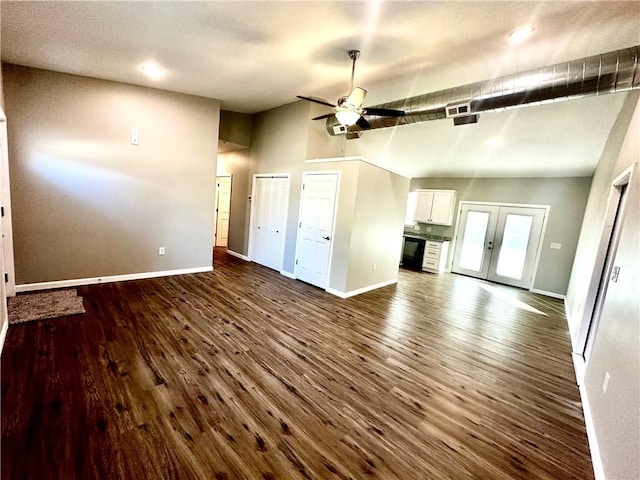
xmin=445 ymin=102 xmax=472 ymax=118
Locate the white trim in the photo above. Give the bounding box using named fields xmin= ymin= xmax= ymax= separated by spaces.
xmin=0 ymin=319 xmax=8 ymax=357
xmin=15 ymin=266 xmax=213 ymax=293
xmin=280 ymin=270 xmax=296 ymax=279
xmin=305 ymin=155 xmax=411 ymax=179
xmin=579 ymin=384 xmax=604 ymax=480
xmin=529 ymin=288 xmax=565 ymax=300
xmin=456 ymin=200 xmax=550 ymax=210
xmin=0 ymin=113 xmax=16 ymax=296
xmin=226 ymin=250 xmax=249 ymax=261
xmin=326 ymin=278 xmax=397 ymax=299
xmin=573 ymin=163 xmax=635 ymax=358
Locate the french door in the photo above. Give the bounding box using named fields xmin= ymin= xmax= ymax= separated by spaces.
xmin=295 ymin=173 xmax=339 ymax=288
xmin=452 ymin=203 xmax=546 ymax=289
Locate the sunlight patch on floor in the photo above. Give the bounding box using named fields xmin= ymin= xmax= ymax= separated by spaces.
xmin=479 ymin=284 xmax=547 ymax=316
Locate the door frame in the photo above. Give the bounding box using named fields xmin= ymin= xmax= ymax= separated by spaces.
xmin=294 ymin=170 xmax=341 ymax=289
xmin=214 ymin=174 xmax=232 ymax=247
xmin=572 ymin=164 xmax=635 ymax=382
xmin=0 ymin=110 xmax=15 ymax=297
xmin=247 ymin=173 xmax=290 ymax=271
xmin=451 ymin=201 xmax=550 ymax=291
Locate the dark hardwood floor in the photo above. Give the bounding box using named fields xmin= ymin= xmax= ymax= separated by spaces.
xmin=1 ymin=248 xmax=593 ymax=479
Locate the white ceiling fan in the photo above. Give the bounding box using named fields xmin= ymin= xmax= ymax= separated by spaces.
xmin=297 ymin=49 xmax=405 ymax=128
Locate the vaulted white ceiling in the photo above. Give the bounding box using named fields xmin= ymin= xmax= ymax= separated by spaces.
xmin=2 ymin=1 xmax=639 ymax=177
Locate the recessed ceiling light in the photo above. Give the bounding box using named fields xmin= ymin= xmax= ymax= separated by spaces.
xmin=141 ymin=63 xmax=165 ymax=80
xmin=508 ymin=26 xmax=535 ymax=45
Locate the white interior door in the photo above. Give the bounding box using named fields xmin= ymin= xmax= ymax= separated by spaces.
xmin=214 ymin=176 xmax=231 ymax=247
xmin=251 ymin=176 xmax=289 ymax=271
xmin=452 ymin=204 xmax=499 ymax=279
xmin=453 ymin=203 xmax=546 ymax=289
xmin=295 ymin=173 xmax=338 ymax=288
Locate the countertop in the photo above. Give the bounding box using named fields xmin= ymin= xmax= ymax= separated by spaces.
xmin=403 ymin=232 xmax=451 ymax=242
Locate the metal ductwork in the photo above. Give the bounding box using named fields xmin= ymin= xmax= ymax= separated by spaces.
xmin=326 ymin=45 xmax=640 ymax=135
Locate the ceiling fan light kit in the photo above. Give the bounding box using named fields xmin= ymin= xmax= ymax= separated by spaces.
xmin=335 ymin=109 xmax=361 ymax=126
xmin=297 ymin=48 xmax=406 ymax=136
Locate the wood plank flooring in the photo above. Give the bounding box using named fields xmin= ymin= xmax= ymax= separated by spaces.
xmin=1 ymin=248 xmax=593 ymax=479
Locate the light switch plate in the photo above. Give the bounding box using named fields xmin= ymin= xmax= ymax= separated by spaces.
xmin=550 ymin=242 xmax=562 ymax=249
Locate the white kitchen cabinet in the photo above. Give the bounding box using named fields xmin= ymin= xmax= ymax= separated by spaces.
xmin=422 ymin=240 xmax=450 ymax=273
xmin=413 ymin=190 xmax=457 ymax=225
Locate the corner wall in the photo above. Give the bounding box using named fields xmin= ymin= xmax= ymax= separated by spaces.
xmin=565 ymin=92 xmax=639 ymax=338
xmin=568 ymin=93 xmax=639 ymax=480
xmin=4 ymin=65 xmax=220 ymax=285
xmin=346 ymin=162 xmax=409 ymax=292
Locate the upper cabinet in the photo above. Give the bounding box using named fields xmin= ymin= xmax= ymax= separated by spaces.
xmin=413 ymin=190 xmax=457 ymax=225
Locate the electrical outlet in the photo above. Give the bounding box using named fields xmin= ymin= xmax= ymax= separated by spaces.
xmin=602 ymin=372 xmax=610 ymax=393
xmin=131 ymin=128 xmax=139 ymax=145
xmin=158 ymin=247 xmax=165 ymax=255
xmin=426 ymin=227 xmax=432 ymax=232
xmin=372 ymin=263 xmax=377 ymax=271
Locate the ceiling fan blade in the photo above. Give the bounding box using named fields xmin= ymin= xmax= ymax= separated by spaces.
xmin=311 ymin=113 xmax=334 ymax=121
xmin=356 ymin=116 xmax=371 ymax=129
xmin=362 ymin=107 xmax=405 ymax=117
xmin=297 ymin=95 xmax=336 ymax=108
xmin=346 ymin=87 xmax=367 ymax=109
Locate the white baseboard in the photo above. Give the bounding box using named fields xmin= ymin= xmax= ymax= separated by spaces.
xmin=15 ymin=266 xmax=213 ymax=293
xmin=326 ymin=278 xmax=398 ymax=299
xmin=530 ymin=288 xmax=566 ymax=300
xmin=580 ymin=383 xmax=604 ymax=480
xmin=226 ymin=250 xmax=250 ymax=261
xmin=280 ymin=270 xmax=296 ymax=280
xmin=0 ymin=318 xmax=8 ymax=357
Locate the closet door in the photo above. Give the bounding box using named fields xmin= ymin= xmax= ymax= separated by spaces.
xmin=251 ymin=176 xmax=289 ymax=271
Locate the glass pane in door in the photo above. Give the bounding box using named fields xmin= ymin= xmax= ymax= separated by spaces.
xmin=495 ymin=214 xmax=534 ymax=279
xmin=459 ymin=211 xmax=490 ymax=271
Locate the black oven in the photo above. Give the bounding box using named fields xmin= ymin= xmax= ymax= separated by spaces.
xmin=401 ymin=235 xmax=425 ymax=271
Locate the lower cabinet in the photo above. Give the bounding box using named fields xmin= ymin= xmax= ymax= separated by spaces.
xmin=422 ymin=240 xmax=449 ymax=273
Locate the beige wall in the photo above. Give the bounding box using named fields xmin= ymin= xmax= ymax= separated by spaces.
xmin=217 ymin=110 xmax=253 ymax=255
xmin=219 ymin=110 xmax=252 ymax=148
xmin=565 ymin=92 xmax=639 ymax=337
xmin=249 ymin=101 xmax=310 ymax=273
xmin=4 ymin=65 xmax=220 ymax=284
xmin=346 ymin=162 xmax=409 ymax=292
xmin=410 ymin=176 xmax=591 ymax=295
xmin=569 ymin=94 xmax=639 ymax=479
xmin=217 ymin=149 xmax=250 ymax=255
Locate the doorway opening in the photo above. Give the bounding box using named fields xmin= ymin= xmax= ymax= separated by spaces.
xmin=214 ymin=175 xmax=232 ymax=248
xmin=573 ymin=165 xmax=633 ymax=380
xmin=452 ymin=202 xmax=548 ymax=289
